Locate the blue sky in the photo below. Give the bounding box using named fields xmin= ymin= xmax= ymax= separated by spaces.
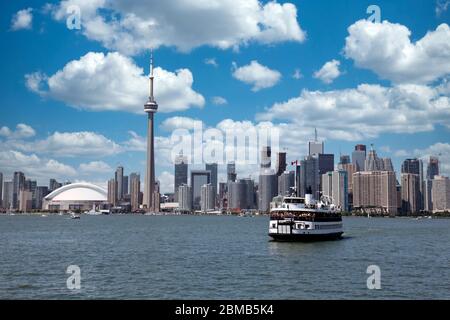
xmin=0 ymin=0 xmax=449 ymax=192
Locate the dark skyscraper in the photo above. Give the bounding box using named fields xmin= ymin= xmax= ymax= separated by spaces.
xmin=299 ymin=155 xmax=319 ymax=198
xmin=275 ymin=152 xmax=287 ymax=176
xmin=339 ymin=155 xmax=350 ymax=165
xmin=13 ymin=171 xmax=25 ymax=209
xmin=190 ymin=170 xmax=211 ymax=210
xmin=129 ymin=173 xmax=141 ymax=211
xmin=205 ymin=163 xmax=218 ymax=198
xmin=318 ymin=154 xmax=334 ymax=175
xmin=227 ymin=162 xmax=236 ymax=182
xmin=427 ymin=156 xmax=439 ymax=180
xmin=115 ymin=166 xmax=124 ymax=201
xmin=174 ymin=154 xmax=188 ymax=202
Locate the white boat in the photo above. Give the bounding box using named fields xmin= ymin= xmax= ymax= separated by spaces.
xmin=69 ymin=212 xmax=81 ymax=219
xmin=268 ymin=194 xmax=343 ymax=242
xmin=85 ymin=204 xmax=102 ymax=215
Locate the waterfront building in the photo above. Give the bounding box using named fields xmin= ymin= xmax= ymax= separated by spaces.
xmin=115 ymin=166 xmax=124 ymax=201
xmin=261 ymin=146 xmax=272 ymax=169
xmin=34 ymin=186 xmax=49 ymax=210
xmin=144 ymin=51 xmax=158 ymax=212
xmin=308 ymin=128 xmax=323 ymax=156
xmin=338 ymin=162 xmax=356 ymax=195
xmin=401 ymin=173 xmax=421 ymax=215
xmin=123 ymin=175 xmax=129 ymax=196
xmin=424 ymin=179 xmax=433 ymax=212
xmin=174 ymin=153 xmax=188 ymax=202
xmin=258 ymin=170 xmax=278 ymax=212
xmin=191 ymin=170 xmax=211 ymax=210
xmin=227 ymin=162 xmax=236 ymax=182
xmin=299 ymin=155 xmax=319 ymax=198
xmin=278 ymin=171 xmax=295 ymax=196
xmin=426 ymin=156 xmax=439 ymax=180
xmin=218 ymin=182 xmax=227 ymax=209
xmin=43 ymin=183 xmax=107 ymax=211
xmin=107 ymin=179 xmax=118 ymax=206
xmin=205 ymin=163 xmax=218 ymax=206
xmin=431 ymin=176 xmax=450 ymax=212
xmin=2 ymin=181 xmax=13 ymax=210
xmin=352 ymin=144 xmax=366 ymax=172
xmin=318 ymin=153 xmax=334 ymax=175
xmin=275 ymin=152 xmax=287 ymax=176
xmin=228 ymin=180 xmax=246 ymax=211
xmin=19 ymin=190 xmax=32 ymax=212
xmin=365 ymin=146 xmax=384 ymax=171
xmin=129 ymin=173 xmax=141 ymax=211
xmin=13 ymin=171 xmax=25 ymax=209
xmin=322 ymin=170 xmax=348 ymax=211
xmin=200 ymin=184 xmax=215 ymax=212
xmin=353 ymin=171 xmax=398 ymax=214
xmin=402 ymin=158 xmax=424 ymax=210
xmin=178 ymin=184 xmax=192 ymax=212
xmin=49 ymin=179 xmax=62 ymax=192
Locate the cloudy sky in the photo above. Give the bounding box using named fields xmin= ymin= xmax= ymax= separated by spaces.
xmin=0 ymin=0 xmax=449 ymax=193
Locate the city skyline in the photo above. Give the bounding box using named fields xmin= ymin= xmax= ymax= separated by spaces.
xmin=0 ymin=0 xmax=450 ymax=194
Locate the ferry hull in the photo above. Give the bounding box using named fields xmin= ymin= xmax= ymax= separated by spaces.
xmin=268 ymin=232 xmax=343 ymax=242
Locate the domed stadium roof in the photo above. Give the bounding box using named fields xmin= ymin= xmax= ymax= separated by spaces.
xmin=45 ymin=183 xmax=107 ymax=201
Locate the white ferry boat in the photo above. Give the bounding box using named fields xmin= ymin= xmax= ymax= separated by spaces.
xmin=268 ymin=194 xmax=343 ymax=241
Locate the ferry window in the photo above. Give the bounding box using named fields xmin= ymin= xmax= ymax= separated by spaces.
xmin=271 ymin=223 xmax=276 ymax=228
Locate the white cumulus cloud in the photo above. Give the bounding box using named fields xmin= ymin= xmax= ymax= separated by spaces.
xmin=50 ymin=0 xmax=305 ymax=54
xmin=11 ymin=8 xmax=33 ymax=31
xmin=344 ymin=20 xmax=450 ymax=84
xmin=25 ymin=51 xmax=204 ymax=113
xmin=313 ymin=59 xmax=341 ymax=84
xmin=232 ymin=60 xmax=281 ymax=91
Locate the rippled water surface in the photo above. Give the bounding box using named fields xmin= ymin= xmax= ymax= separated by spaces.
xmin=1 ymin=215 xmax=450 ymax=299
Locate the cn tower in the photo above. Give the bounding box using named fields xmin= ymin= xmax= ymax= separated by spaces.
xmin=144 ymin=51 xmax=158 ymax=211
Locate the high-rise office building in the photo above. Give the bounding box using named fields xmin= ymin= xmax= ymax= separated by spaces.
xmin=205 ymin=163 xmax=218 ymax=203
xmin=431 ymin=176 xmax=450 ymax=212
xmin=258 ymin=170 xmax=278 ymax=212
xmin=241 ymin=178 xmax=256 ymax=209
xmin=218 ymin=182 xmax=227 ymax=209
xmin=191 ymin=170 xmax=211 ymax=210
xmin=19 ymin=190 xmax=32 ymax=212
xmin=115 ymin=166 xmax=124 ymax=201
xmin=122 ymin=175 xmax=129 ymax=196
xmin=401 ymin=173 xmax=421 ymax=215
xmin=353 ymin=171 xmax=397 ymax=214
xmin=321 ymin=170 xmax=348 ymax=211
xmin=129 ymin=173 xmax=141 ymax=211
xmin=107 ymin=179 xmax=118 ymax=206
xmin=2 ymin=181 xmax=13 ymax=210
xmin=318 ymin=153 xmax=334 ymax=175
xmin=308 ymin=128 xmax=324 ymax=156
xmin=178 ymin=184 xmax=192 ymax=212
xmin=228 ymin=178 xmax=255 ymax=210
xmin=278 ymin=171 xmax=295 ymax=196
xmin=174 ymin=153 xmax=188 ymax=201
xmin=365 ymin=146 xmax=384 ymax=171
xmin=49 ymin=179 xmax=62 ymax=192
xmin=275 ymin=152 xmax=287 ymax=176
xmin=427 ymin=156 xmax=439 ymax=180
xmin=34 ymin=186 xmax=49 ymax=210
xmin=352 ymin=144 xmax=366 ymax=172
xmin=402 ymin=158 xmax=424 ymax=210
xmin=299 ymin=155 xmax=319 ymax=198
xmin=227 ymin=162 xmax=236 ymax=182
xmin=200 ymin=184 xmax=215 ymax=212
xmin=338 ymin=162 xmax=356 ymax=195
xmin=424 ymin=179 xmax=433 ymax=212
xmin=13 ymin=171 xmax=25 ymax=209
xmin=261 ymin=146 xmax=272 ymax=169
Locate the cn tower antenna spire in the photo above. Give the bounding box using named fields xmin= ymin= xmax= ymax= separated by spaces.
xmin=149 ymin=48 xmax=155 ymax=102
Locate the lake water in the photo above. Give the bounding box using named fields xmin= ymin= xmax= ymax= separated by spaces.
xmin=1 ymin=215 xmax=449 ymax=299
